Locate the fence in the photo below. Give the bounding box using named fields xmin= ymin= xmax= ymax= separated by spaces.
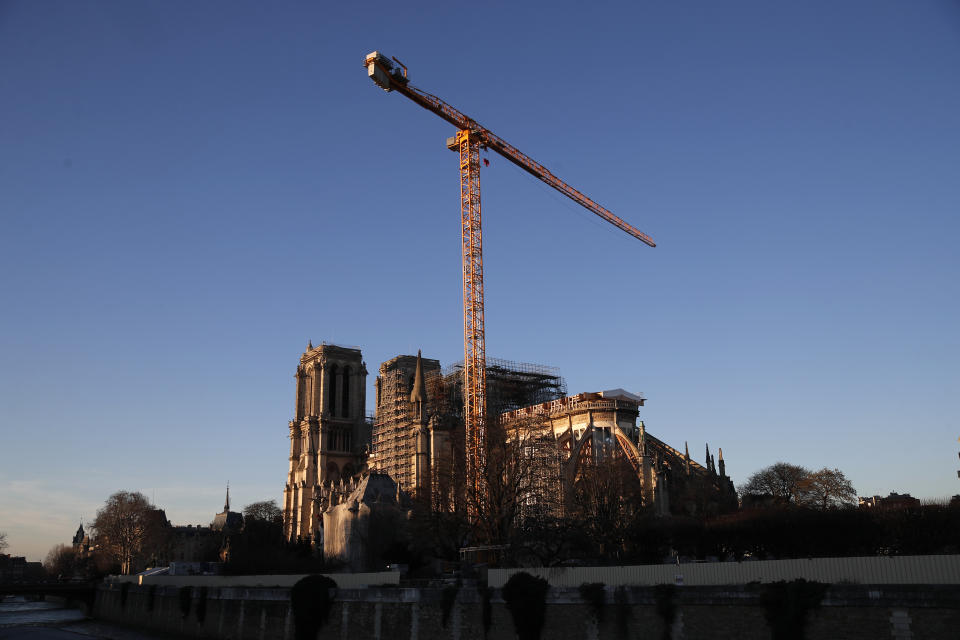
xmin=487 ymin=555 xmax=960 ymax=587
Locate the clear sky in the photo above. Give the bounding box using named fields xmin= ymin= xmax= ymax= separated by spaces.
xmin=2 ymin=1 xmax=958 ymax=561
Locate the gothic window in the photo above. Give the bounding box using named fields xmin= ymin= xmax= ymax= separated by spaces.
xmin=342 ymin=366 xmax=351 ymax=418
xmin=342 ymin=463 xmax=355 ymax=479
xmin=328 ymin=364 xmax=338 ymax=417
xmin=296 ymin=371 xmax=305 ymax=420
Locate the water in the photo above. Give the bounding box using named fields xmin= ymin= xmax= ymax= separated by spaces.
xmin=0 ymin=596 xmax=159 ymax=639
xmin=0 ymin=598 xmax=87 ymax=627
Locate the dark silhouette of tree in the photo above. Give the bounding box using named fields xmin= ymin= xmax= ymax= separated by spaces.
xmin=242 ymin=500 xmax=282 ymax=524
xmin=569 ymin=451 xmax=648 ymax=562
xmin=472 ymin=416 xmax=563 ymax=545
xmin=0 ymin=531 xmax=7 ymax=554
xmin=797 ymin=468 xmax=857 ymax=510
xmin=44 ymin=544 xmax=76 ymax=578
xmin=740 ymin=462 xmax=811 ymax=504
xmin=92 ymin=490 xmax=169 ymax=574
xmin=406 ymin=498 xmax=471 ymax=566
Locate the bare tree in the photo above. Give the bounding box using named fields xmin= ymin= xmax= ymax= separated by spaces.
xmin=797 ymin=468 xmax=858 ymax=509
xmin=243 ymin=500 xmax=282 ymax=524
xmin=0 ymin=531 xmax=8 ymax=554
xmin=740 ymin=462 xmax=811 ymax=503
xmin=44 ymin=544 xmax=76 ymax=578
xmin=569 ymin=449 xmax=647 ymax=561
xmin=472 ymin=415 xmax=563 ymax=546
xmin=92 ymin=491 xmax=168 ymax=574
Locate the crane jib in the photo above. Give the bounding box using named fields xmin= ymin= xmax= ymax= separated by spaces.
xmin=390 ymin=82 xmax=656 ymax=247
xmin=365 ymin=52 xmax=655 ymax=247
xmin=479 ymin=133 xmax=657 ymax=247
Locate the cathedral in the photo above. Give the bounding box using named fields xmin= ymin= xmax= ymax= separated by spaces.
xmin=281 ymin=342 xmax=735 ymax=554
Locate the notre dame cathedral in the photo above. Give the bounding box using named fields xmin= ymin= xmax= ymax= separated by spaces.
xmin=282 ymin=342 xmax=736 ymax=555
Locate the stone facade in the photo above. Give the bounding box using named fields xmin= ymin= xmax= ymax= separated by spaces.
xmin=504 ymin=389 xmax=736 ymax=517
xmin=282 ymin=343 xmax=369 ymax=544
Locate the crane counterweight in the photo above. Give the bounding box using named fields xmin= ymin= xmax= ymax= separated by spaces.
xmin=365 ymin=51 xmax=407 ymax=92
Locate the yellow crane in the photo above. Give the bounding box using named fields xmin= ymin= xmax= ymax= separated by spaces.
xmin=364 ymin=51 xmax=655 ymax=511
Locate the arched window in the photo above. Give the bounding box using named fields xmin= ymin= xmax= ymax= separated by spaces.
xmin=341 ymin=366 xmax=351 ymax=418
xmin=296 ymin=370 xmax=306 ymax=420
xmin=342 ymin=463 xmax=355 ymax=480
xmin=328 ymin=364 xmax=338 ymax=417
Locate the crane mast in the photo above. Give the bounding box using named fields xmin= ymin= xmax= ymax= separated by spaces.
xmin=364 ymin=51 xmax=655 ymax=518
xmin=454 ymin=127 xmax=486 ymax=510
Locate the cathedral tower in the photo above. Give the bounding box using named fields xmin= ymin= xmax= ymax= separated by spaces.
xmin=282 ymin=342 xmax=368 ymax=543
xmin=370 ymin=351 xmax=443 ymax=500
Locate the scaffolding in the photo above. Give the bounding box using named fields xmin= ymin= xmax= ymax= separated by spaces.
xmin=370 ymin=355 xmax=442 ymax=494
xmin=442 ymin=357 xmax=567 ymax=416
xmin=371 ymin=355 xmax=566 ymax=502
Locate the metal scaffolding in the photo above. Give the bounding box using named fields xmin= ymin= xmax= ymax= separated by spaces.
xmin=370 ymin=355 xmax=566 ymax=504
xmin=370 ymin=355 xmax=442 ymax=494
xmin=441 ymin=357 xmax=567 ymax=416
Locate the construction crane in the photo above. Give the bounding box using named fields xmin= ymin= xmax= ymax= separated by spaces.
xmin=364 ymin=51 xmax=656 ymax=513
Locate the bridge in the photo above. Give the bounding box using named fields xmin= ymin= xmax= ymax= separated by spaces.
xmin=0 ymin=581 xmax=97 ymax=611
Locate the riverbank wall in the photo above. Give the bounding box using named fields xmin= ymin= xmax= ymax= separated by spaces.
xmin=93 ymin=580 xmax=960 ymax=640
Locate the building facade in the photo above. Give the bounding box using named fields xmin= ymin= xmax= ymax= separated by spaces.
xmin=503 ymin=389 xmax=736 ymax=517
xmin=282 ymin=342 xmax=369 ymax=543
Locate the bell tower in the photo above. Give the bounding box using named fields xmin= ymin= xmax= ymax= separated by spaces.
xmin=282 ymin=342 xmax=368 ymax=544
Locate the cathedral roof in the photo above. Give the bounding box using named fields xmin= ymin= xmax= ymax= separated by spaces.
xmin=325 ymin=472 xmax=403 ymax=514
xmin=211 ymin=510 xmax=244 ymax=533
xmin=599 ymin=388 xmax=645 ymax=403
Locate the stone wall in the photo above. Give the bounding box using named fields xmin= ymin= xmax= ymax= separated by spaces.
xmin=93 ymin=581 xmax=960 ymax=640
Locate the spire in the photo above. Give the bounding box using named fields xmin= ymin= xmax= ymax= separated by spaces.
xmin=684 ymin=442 xmax=690 ymax=476
xmin=409 ymin=350 xmax=427 ymax=406
xmin=718 ymin=447 xmax=726 ymax=477
xmin=224 ymin=483 xmax=230 ymax=512
xmin=307 ymin=339 xmax=313 ymax=350
xmin=705 ymin=443 xmax=711 ymax=471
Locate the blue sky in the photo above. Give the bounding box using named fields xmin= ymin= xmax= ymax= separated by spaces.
xmin=1 ymin=1 xmax=958 ymax=561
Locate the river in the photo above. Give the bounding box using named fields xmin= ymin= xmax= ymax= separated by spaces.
xmin=0 ymin=596 xmax=161 ymax=640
